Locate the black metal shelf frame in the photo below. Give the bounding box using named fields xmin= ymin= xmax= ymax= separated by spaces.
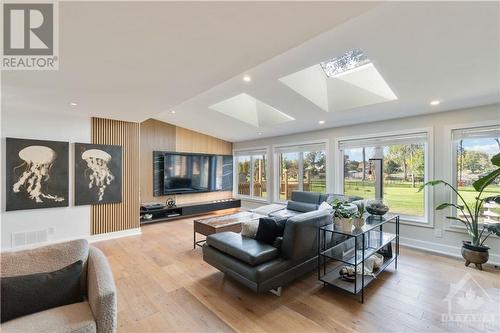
xmin=317 ymin=215 xmax=400 ymax=303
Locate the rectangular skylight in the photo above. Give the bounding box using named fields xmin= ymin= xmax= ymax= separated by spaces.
xmin=320 ymin=48 xmax=370 ymax=78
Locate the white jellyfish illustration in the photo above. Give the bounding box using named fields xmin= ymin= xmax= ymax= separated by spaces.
xmin=13 ymin=145 xmax=65 ymax=203
xmin=82 ymin=149 xmax=115 ymax=201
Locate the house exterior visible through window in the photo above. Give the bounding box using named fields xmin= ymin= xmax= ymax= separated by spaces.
xmin=275 ymin=143 xmax=327 ymax=201
xmin=235 ymin=150 xmax=267 ymax=200
xmin=339 ymin=132 xmax=429 ymax=220
xmin=452 ymin=125 xmax=500 ymax=224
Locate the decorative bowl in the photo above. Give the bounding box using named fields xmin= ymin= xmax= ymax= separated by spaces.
xmin=365 ymin=199 xmax=389 ymax=216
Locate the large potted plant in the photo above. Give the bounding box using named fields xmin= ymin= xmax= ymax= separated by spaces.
xmin=420 ymin=153 xmax=500 ymax=270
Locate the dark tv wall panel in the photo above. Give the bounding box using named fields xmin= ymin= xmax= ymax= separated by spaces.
xmin=153 ymin=151 xmax=164 ymax=197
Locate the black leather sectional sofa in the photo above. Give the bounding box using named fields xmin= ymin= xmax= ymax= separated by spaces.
xmin=202 ymin=191 xmax=361 ymax=294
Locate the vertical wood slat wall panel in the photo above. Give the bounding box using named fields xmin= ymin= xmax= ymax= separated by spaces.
xmin=91 ymin=117 xmax=140 ymax=235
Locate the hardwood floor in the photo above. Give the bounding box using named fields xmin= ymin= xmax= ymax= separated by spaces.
xmin=94 ymin=214 xmax=500 ymax=333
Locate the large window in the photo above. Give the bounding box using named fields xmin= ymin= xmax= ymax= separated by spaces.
xmin=276 ymin=143 xmax=327 ymax=201
xmin=340 ymin=132 xmax=428 ymax=220
xmin=452 ymin=125 xmax=500 ymax=224
xmin=235 ymin=151 xmax=267 ymax=199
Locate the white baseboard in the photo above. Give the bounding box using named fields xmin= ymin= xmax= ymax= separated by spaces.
xmin=400 ymin=236 xmax=500 ymax=266
xmin=87 ymin=228 xmax=141 ymax=243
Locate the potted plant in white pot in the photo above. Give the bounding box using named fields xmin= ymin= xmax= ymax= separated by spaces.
xmin=329 ymin=199 xmax=363 ymax=232
xmin=420 ymin=152 xmax=500 ymax=270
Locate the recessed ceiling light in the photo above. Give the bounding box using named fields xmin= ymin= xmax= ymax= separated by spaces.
xmin=318 ymin=120 xmax=325 ymax=125
xmin=69 ymin=102 xmax=77 ymax=106
xmin=243 ymin=75 xmax=252 ymax=82
xmin=258 ymin=132 xmax=263 ymax=136
xmin=430 ymin=100 xmax=440 ymax=106
xmin=170 ymin=110 xmax=176 ymax=114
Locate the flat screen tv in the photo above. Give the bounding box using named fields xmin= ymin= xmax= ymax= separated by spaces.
xmin=153 ymin=151 xmax=233 ymax=196
xmin=164 ymin=154 xmax=210 ymax=194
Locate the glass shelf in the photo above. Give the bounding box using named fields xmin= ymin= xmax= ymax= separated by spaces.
xmin=320 ymin=231 xmax=396 ymax=265
xmin=320 ymin=215 xmax=397 ymax=237
xmin=319 ymin=253 xmax=397 ymax=294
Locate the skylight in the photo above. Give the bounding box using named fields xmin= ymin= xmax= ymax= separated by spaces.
xmin=319 ymin=48 xmax=370 ymax=77
xmin=209 ymin=93 xmax=294 ymax=127
xmin=279 ymin=48 xmax=397 ymax=112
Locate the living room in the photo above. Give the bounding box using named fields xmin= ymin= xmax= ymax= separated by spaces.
xmin=1 ymin=1 xmax=499 ymax=333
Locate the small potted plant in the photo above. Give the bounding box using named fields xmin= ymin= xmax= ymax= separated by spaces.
xmin=329 ymin=199 xmax=363 ymax=232
xmin=420 ymin=153 xmax=500 ymax=270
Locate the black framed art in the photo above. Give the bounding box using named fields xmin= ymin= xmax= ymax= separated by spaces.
xmin=74 ymin=143 xmax=122 ymax=205
xmin=6 ymin=138 xmax=69 ymax=211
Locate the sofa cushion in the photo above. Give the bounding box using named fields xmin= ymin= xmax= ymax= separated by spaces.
xmin=250 ymin=203 xmax=286 ymax=216
xmin=1 ymin=260 xmax=84 ymax=323
xmin=286 ymin=201 xmax=318 ymax=213
xmin=268 ymin=209 xmax=301 ymax=219
xmin=290 ymin=191 xmax=322 ymax=204
xmin=0 ymin=301 xmax=96 ymax=333
xmin=206 ymin=232 xmax=279 ymax=266
xmin=281 ymin=210 xmax=332 ymax=260
xmin=254 ymin=217 xmax=286 ymax=245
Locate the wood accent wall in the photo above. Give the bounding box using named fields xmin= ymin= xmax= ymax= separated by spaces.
xmin=91 ymin=117 xmax=140 ymax=235
xmin=140 ymin=119 xmax=233 ymax=204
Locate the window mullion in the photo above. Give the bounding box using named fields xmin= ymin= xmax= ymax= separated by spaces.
xmin=249 ymin=156 xmax=254 ymax=197
xmin=298 ymin=152 xmax=304 ymax=191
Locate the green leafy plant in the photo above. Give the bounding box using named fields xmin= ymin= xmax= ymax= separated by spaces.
xmin=419 ymin=153 xmax=500 ymax=247
xmin=329 ymin=199 xmax=362 ymax=219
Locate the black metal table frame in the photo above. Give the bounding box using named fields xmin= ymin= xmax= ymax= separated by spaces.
xmin=318 ymin=215 xmax=399 ymax=303
xmin=193 ymin=231 xmax=207 ymax=249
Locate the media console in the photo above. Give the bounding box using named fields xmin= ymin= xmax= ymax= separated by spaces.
xmin=140 ymin=198 xmax=241 ymax=224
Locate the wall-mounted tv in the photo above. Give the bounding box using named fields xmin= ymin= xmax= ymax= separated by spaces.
xmin=153 ymin=151 xmax=233 ymax=196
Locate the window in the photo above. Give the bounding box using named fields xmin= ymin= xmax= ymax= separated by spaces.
xmin=339 ymin=132 xmax=428 ymax=220
xmin=275 ymin=143 xmax=327 ymax=201
xmin=452 ymin=125 xmax=500 ymax=224
xmin=235 ymin=150 xmax=268 ymax=200
xmin=320 ymin=48 xmax=370 ymax=77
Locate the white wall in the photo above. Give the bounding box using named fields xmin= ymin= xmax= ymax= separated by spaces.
xmin=1 ymin=109 xmax=91 ymax=250
xmin=234 ymin=104 xmax=500 ymax=264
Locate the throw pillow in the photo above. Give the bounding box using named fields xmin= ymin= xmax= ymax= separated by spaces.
xmin=1 ymin=260 xmax=84 ymax=323
xmin=241 ymin=218 xmax=259 ymax=238
xmin=255 ymin=217 xmax=286 ymax=245
xmin=318 ymin=201 xmax=332 ymax=210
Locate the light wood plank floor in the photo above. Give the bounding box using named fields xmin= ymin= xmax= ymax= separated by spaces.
xmin=94 ymin=213 xmax=500 ymax=333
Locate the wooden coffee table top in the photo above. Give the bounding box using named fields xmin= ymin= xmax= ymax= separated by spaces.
xmin=194 ymin=211 xmax=263 ymax=228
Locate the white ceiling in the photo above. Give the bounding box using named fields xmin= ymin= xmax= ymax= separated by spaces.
xmin=1 ymin=1 xmax=377 ymax=122
xmin=155 ymin=1 xmax=500 ymax=141
xmin=2 ymin=2 xmax=499 ymax=143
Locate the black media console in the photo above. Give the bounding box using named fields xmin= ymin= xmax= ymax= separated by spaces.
xmin=140 ymin=198 xmax=241 ymax=224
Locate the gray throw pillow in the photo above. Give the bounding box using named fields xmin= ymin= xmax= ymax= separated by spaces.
xmin=1 ymin=260 xmax=83 ymax=323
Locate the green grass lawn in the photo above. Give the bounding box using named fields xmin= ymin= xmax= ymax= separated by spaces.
xmin=345 ymin=179 xmax=500 ymax=217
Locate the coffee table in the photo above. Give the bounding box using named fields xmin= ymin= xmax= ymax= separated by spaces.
xmin=193 ymin=211 xmax=264 ymax=248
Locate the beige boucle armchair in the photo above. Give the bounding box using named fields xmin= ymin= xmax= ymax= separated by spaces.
xmin=0 ymin=239 xmax=117 ymax=333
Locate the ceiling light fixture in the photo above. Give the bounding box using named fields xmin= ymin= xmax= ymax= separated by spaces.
xmin=318 ymin=120 xmax=325 ymax=125
xmin=258 ymin=132 xmax=263 ymax=136
xmin=170 ymin=110 xmax=176 ymax=114
xmin=430 ymin=100 xmax=441 ymax=106
xmin=69 ymin=102 xmax=77 ymax=106
xmin=243 ymin=75 xmax=252 ymax=82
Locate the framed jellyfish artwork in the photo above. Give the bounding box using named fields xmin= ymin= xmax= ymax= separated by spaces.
xmin=6 ymin=138 xmax=69 ymax=211
xmin=74 ymin=143 xmax=122 ymax=205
